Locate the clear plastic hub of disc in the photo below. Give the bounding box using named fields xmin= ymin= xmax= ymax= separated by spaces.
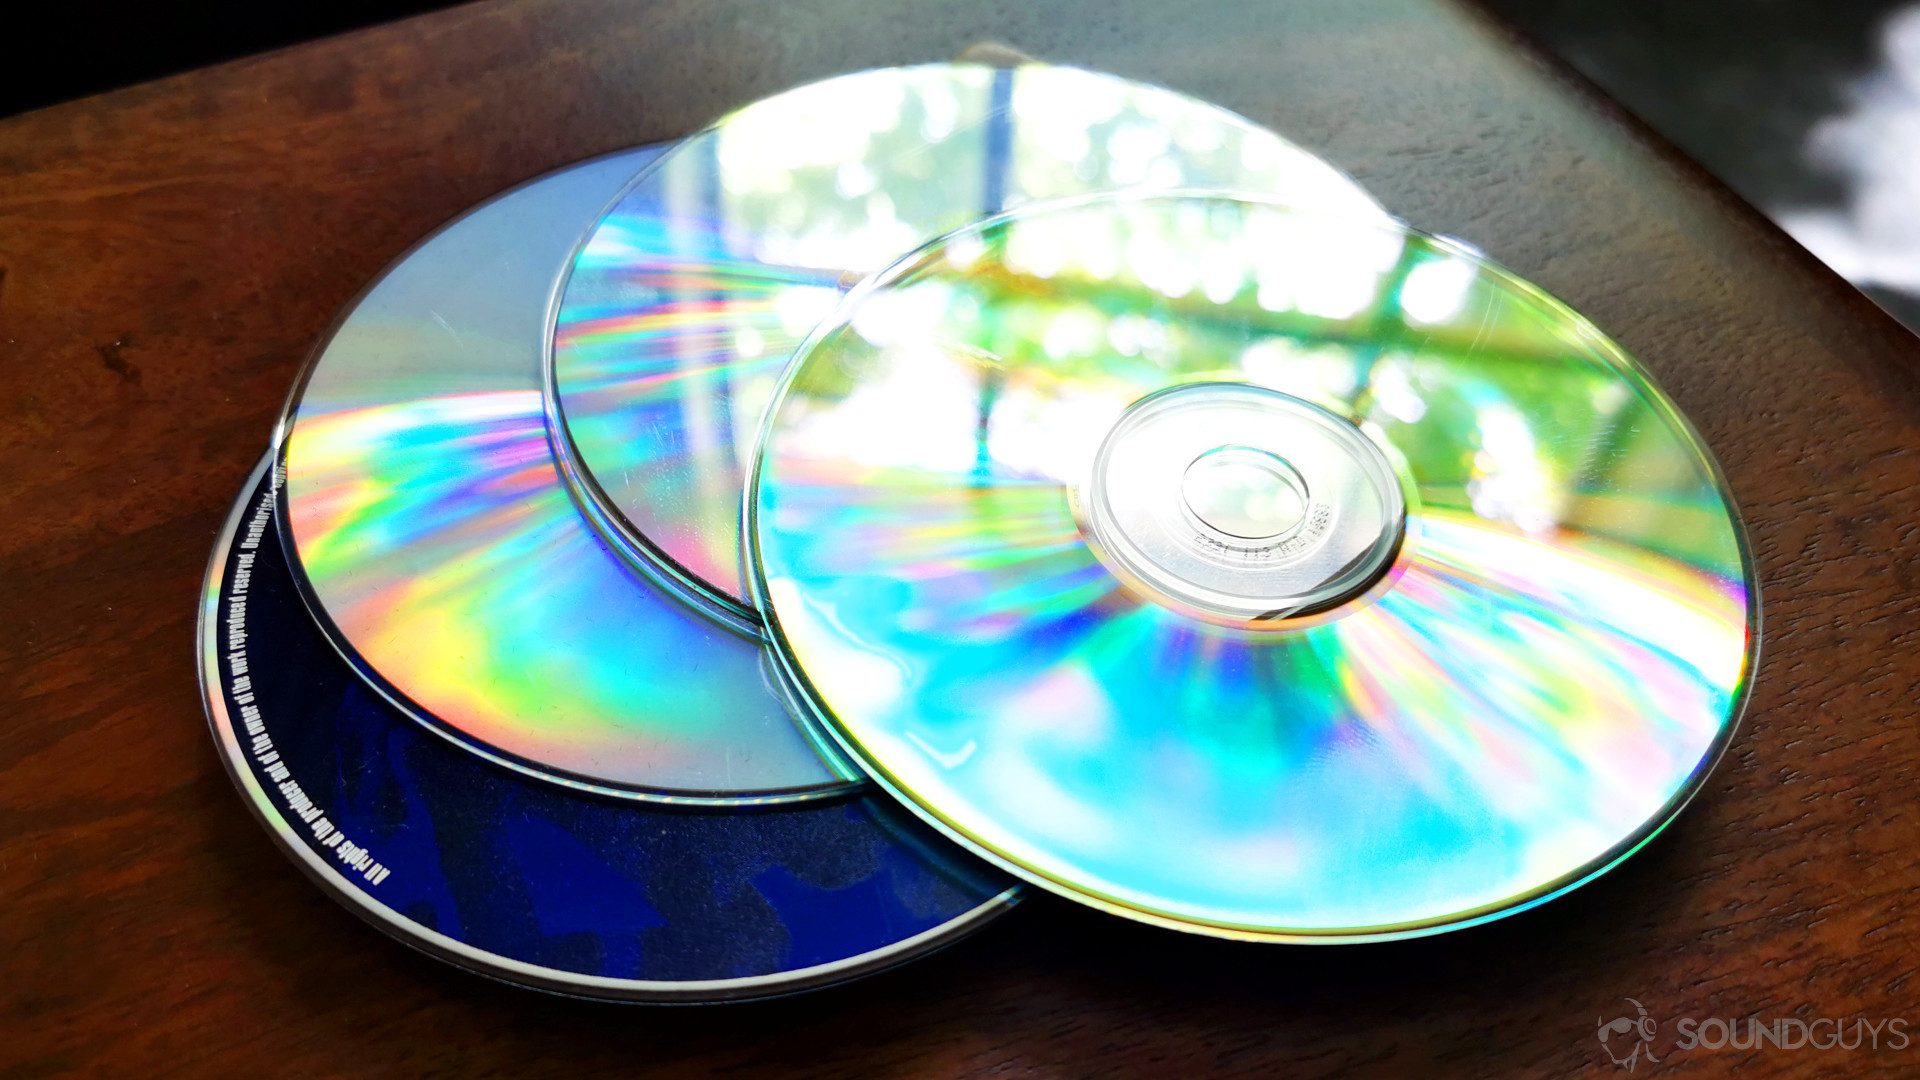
xmin=1077 ymin=383 xmax=1406 ymax=624
xmin=1180 ymin=445 xmax=1309 ymax=541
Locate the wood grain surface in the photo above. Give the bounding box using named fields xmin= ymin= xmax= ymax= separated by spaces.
xmin=3 ymin=0 xmax=1917 ymax=1075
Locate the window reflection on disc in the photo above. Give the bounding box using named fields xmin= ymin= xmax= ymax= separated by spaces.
xmin=749 ymin=193 xmax=1757 ymax=941
xmin=549 ymin=63 xmax=1385 ymax=625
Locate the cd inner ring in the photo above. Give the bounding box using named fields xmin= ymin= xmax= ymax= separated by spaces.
xmin=1180 ymin=444 xmax=1313 ymax=541
xmin=1075 ymin=382 xmax=1407 ymax=625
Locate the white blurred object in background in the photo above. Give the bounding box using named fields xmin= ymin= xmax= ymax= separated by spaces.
xmin=1780 ymin=4 xmax=1920 ymax=298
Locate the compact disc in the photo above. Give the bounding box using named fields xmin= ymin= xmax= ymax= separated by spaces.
xmin=749 ymin=194 xmax=1757 ymax=941
xmin=548 ymin=63 xmax=1384 ymax=625
xmin=202 ymin=457 xmax=1017 ymax=1001
xmin=276 ymin=146 xmax=859 ymax=804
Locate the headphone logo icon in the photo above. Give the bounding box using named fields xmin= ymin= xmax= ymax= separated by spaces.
xmin=1598 ymin=998 xmax=1661 ymax=1070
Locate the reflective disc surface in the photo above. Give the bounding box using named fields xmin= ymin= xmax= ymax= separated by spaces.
xmin=549 ymin=63 xmax=1384 ymax=623
xmin=750 ymin=194 xmax=1757 ymax=940
xmin=278 ymin=148 xmax=857 ymax=804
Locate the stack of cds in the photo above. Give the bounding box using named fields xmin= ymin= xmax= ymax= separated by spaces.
xmin=199 ymin=64 xmax=1758 ymax=1001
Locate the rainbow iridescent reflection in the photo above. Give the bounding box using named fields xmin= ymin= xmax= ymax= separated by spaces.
xmin=550 ymin=63 xmax=1384 ymax=623
xmin=279 ymin=148 xmax=857 ymax=804
xmin=750 ymin=195 xmax=1757 ymax=939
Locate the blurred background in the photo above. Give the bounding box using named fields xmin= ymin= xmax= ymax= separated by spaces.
xmin=1478 ymin=0 xmax=1920 ymax=332
xmin=5 ymin=0 xmax=1917 ymax=334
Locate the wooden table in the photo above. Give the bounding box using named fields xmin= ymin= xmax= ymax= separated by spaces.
xmin=5 ymin=0 xmax=1917 ymax=1075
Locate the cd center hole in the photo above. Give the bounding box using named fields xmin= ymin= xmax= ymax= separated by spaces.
xmin=1181 ymin=446 xmax=1308 ymax=541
